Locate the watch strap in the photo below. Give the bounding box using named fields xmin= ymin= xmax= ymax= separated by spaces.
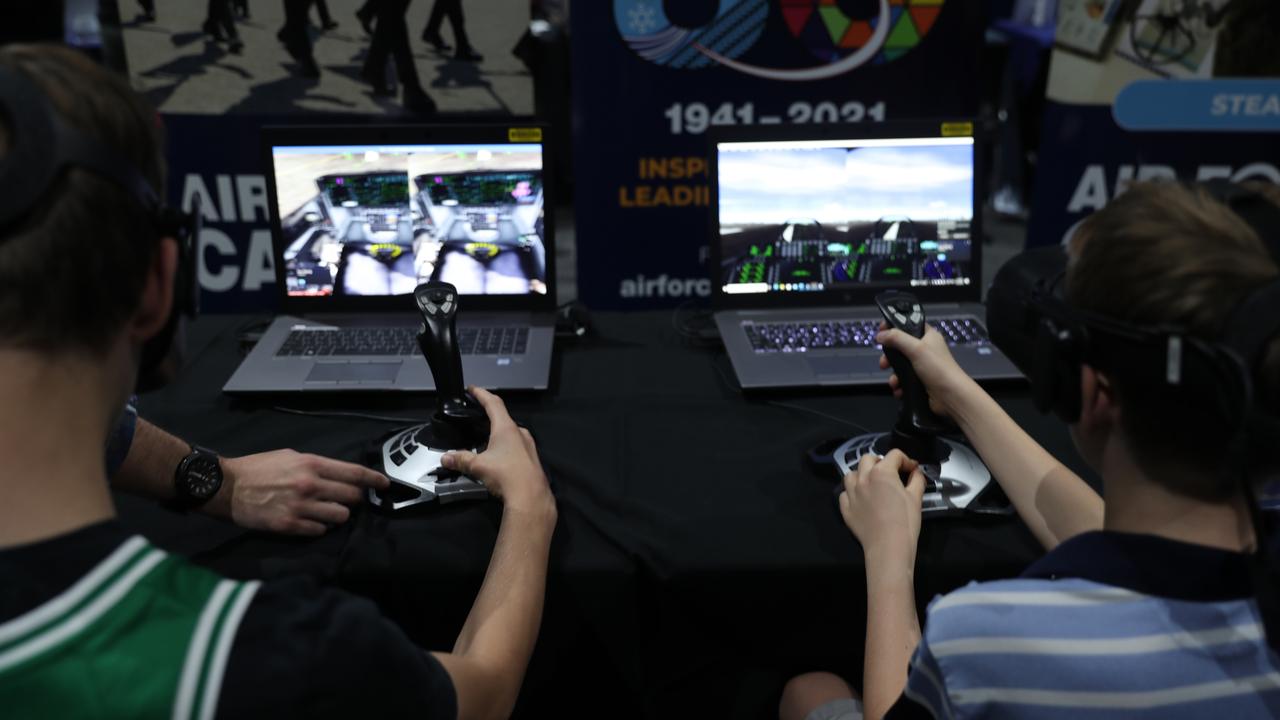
xmin=171 ymin=444 xmax=222 ymax=510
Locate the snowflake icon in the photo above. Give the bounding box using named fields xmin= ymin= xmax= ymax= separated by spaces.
xmin=628 ymin=2 xmax=658 ymax=34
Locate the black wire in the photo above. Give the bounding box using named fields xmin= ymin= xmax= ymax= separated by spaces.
xmin=709 ymin=352 xmax=875 ymax=434
xmin=672 ymin=299 xmax=719 ymax=346
xmin=710 ymin=354 xmax=742 ymax=393
xmin=234 ymin=316 xmax=274 ymax=356
xmin=236 ymin=316 xmax=272 ymax=336
xmin=555 ymin=299 xmax=592 ymax=339
xmin=765 ymin=400 xmax=874 ymax=435
xmin=270 ymin=406 xmax=428 ymax=424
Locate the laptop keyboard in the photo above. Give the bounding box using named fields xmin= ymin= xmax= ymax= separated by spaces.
xmin=458 ymin=327 xmax=529 ymax=356
xmin=744 ymin=317 xmax=988 ymax=354
xmin=276 ymin=326 xmax=529 ymax=357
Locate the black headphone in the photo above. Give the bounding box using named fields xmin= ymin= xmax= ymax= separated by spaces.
xmin=0 ymin=63 xmax=201 ymax=384
xmin=989 ymin=181 xmax=1280 ymax=435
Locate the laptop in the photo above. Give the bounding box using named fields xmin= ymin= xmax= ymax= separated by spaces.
xmin=709 ymin=121 xmax=1022 ymax=390
xmin=224 ymin=124 xmax=556 ymax=393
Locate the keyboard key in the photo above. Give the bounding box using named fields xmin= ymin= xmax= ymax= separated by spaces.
xmin=745 ymin=317 xmax=989 ymax=354
xmin=277 ymin=326 xmax=532 ymax=358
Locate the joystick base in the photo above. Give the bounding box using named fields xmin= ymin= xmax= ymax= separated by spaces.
xmin=833 ymin=433 xmax=993 ymax=515
xmin=369 ymin=424 xmax=488 ymax=511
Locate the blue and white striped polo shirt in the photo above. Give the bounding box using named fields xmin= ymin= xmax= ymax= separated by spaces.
xmin=900 ymin=531 xmax=1280 ymax=719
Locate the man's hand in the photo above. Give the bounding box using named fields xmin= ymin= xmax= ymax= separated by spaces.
xmin=877 ymin=322 xmax=973 ymax=419
xmin=221 ymin=450 xmax=389 ymax=536
xmin=838 ymin=450 xmax=926 ymax=570
xmin=440 ymin=387 xmax=554 ymax=517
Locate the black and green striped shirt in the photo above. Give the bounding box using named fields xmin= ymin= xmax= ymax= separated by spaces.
xmin=0 ymin=521 xmax=455 ymax=719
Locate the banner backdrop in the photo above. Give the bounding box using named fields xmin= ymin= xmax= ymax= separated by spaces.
xmin=570 ymin=0 xmax=985 ymax=309
xmin=118 ymin=0 xmax=534 ymax=311
xmin=164 ymin=114 xmax=289 ymax=313
xmin=1028 ymin=0 xmax=1280 ymax=248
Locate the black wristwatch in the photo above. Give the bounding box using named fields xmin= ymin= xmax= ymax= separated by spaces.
xmin=173 ymin=445 xmax=223 ymax=509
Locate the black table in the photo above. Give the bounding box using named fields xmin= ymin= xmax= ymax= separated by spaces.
xmin=120 ymin=312 xmax=1091 ymax=718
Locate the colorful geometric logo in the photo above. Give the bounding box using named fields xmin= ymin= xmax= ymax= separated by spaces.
xmin=614 ymin=0 xmax=769 ymax=70
xmin=781 ymin=0 xmax=945 ymax=64
xmin=614 ymin=0 xmax=945 ymax=81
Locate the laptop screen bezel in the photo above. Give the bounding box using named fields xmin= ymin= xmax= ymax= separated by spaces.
xmin=261 ymin=124 xmax=556 ymax=315
xmin=707 ymin=120 xmax=984 ymax=311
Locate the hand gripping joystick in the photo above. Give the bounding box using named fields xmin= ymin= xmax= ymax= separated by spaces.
xmin=875 ymin=291 xmax=945 ymax=463
xmin=829 ymin=291 xmax=994 ymax=515
xmin=369 ymin=282 xmax=490 ymax=511
xmin=414 ymin=283 xmax=489 ymax=449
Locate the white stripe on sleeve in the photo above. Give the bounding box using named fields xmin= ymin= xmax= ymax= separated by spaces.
xmin=197 ymin=581 xmax=261 ymax=720
xmin=931 ymin=623 xmax=1266 ymax=658
xmin=951 ymin=673 xmax=1280 ymax=709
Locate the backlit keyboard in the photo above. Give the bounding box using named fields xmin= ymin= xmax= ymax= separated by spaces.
xmin=276 ymin=326 xmax=529 ymax=357
xmin=744 ymin=317 xmax=988 ymax=354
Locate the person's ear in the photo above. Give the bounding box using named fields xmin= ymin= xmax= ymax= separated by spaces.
xmin=127 ymin=236 xmax=178 ymax=343
xmin=1078 ymin=364 xmax=1118 ymax=429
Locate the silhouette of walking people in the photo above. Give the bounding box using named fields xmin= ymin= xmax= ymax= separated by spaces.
xmin=362 ymin=0 xmax=438 ymax=113
xmin=422 ymin=0 xmax=482 ymax=61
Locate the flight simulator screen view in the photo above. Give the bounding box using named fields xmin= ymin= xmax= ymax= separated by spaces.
xmin=272 ymin=143 xmax=546 ymax=297
xmin=716 ymin=137 xmax=974 ymax=296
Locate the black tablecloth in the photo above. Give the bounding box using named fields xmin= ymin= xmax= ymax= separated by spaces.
xmin=119 ymin=312 xmax=1093 ymax=718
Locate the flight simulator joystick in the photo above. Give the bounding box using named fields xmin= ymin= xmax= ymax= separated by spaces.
xmin=876 ymin=291 xmax=947 ymax=463
xmin=369 ymin=282 xmax=490 ymax=510
xmin=832 ymin=291 xmax=994 ymax=514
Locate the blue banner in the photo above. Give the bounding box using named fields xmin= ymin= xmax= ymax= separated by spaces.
xmin=1114 ymin=79 xmax=1280 ymax=132
xmin=571 ymin=0 xmax=985 ymax=309
xmin=1028 ymin=1 xmax=1280 ymax=250
xmin=1028 ymin=100 xmax=1280 ymax=248
xmin=165 ymin=114 xmax=280 ymax=313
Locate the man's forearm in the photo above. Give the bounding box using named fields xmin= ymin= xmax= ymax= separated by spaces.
xmin=862 ymin=558 xmax=920 ymax=720
xmin=448 ymin=499 xmax=556 ymax=716
xmin=111 ymin=418 xmax=233 ymax=517
xmin=948 ymin=378 xmax=1103 ymax=549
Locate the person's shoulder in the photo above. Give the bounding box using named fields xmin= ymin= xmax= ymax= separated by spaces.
xmin=216 ymin=576 xmax=456 ymax=720
xmin=921 ymin=576 xmax=1147 ymax=645
xmin=924 ymin=575 xmax=1134 ymax=615
xmin=911 ymin=579 xmax=1280 ymax=718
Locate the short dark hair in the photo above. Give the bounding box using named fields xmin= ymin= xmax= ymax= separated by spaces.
xmin=1066 ymin=182 xmax=1280 ymax=499
xmin=0 ymin=44 xmax=166 ymax=355
xmin=1213 ymin=0 xmax=1280 ymax=78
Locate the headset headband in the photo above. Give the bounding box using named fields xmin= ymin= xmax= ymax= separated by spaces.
xmin=1203 ymin=180 xmax=1280 ymax=371
xmin=0 ymin=65 xmax=159 ymax=229
xmin=0 ymin=58 xmax=201 ymax=368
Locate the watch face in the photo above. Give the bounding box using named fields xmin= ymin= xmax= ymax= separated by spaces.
xmin=184 ymin=455 xmax=222 ymax=500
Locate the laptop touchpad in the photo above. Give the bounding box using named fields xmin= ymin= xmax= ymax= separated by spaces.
xmin=807 ymin=356 xmax=880 ymax=377
xmin=306 ymin=362 xmax=402 ymax=383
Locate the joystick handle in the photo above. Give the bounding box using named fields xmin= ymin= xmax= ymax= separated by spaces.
xmin=414 ymin=282 xmax=488 ymax=448
xmin=875 ymin=291 xmax=943 ymax=457
xmin=416 ymin=282 xmax=467 ymax=405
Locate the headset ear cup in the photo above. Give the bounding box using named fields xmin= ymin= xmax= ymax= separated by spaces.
xmin=1058 ymin=348 xmax=1083 ymax=422
xmin=1033 ymin=318 xmax=1085 ymax=422
xmin=181 ymin=195 xmax=202 ymax=317
xmin=1209 ymin=345 xmax=1253 ymax=436
xmin=1055 ymin=322 xmax=1084 ymax=422
xmin=1033 ymin=319 xmax=1063 ymax=416
xmin=1031 ymin=320 xmax=1057 ymax=415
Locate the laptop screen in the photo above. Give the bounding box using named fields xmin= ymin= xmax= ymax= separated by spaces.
xmin=270 ymin=142 xmax=547 ymax=298
xmin=715 ymin=135 xmax=975 ymax=298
